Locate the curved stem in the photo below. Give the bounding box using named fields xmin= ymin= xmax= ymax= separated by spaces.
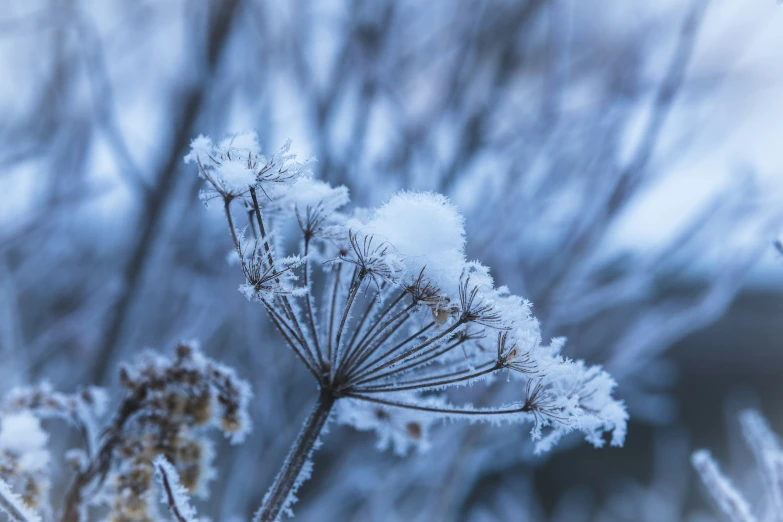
xmin=254 ymin=390 xmax=335 ymax=522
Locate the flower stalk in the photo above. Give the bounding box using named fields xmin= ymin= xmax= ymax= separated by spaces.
xmin=254 ymin=390 xmax=335 ymax=522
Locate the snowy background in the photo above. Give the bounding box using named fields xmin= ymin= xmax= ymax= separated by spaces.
xmin=1 ymin=0 xmax=782 ymax=520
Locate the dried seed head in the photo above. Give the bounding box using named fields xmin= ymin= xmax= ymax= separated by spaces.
xmin=190 ymin=393 xmax=213 ymax=426
xmin=221 ymin=415 xmax=242 ymax=434
xmin=431 ymin=306 xmax=450 ymax=325
xmin=405 ymin=422 xmax=422 ymax=440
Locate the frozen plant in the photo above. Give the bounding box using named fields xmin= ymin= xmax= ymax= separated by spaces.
xmin=186 ymin=133 xmax=628 ymax=521
xmin=0 ymin=342 xmax=251 ymax=522
xmin=692 ymin=409 xmax=783 ymax=522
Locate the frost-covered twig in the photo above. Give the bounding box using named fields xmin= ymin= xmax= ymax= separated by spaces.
xmin=692 ymin=408 xmax=783 ymax=522
xmin=692 ymin=450 xmax=758 ymax=522
xmin=154 ymin=456 xmax=199 ymax=522
xmin=0 ymin=478 xmax=41 ymax=522
xmin=254 ymin=390 xmax=334 ymax=522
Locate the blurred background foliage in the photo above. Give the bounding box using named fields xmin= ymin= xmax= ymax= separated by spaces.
xmin=1 ymin=0 xmax=782 ymax=520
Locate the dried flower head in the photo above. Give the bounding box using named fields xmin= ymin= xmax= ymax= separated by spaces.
xmin=184 ymin=133 xmax=313 ymax=207
xmin=0 ymin=343 xmax=251 ymax=522
xmin=186 ymin=134 xmax=627 ymax=520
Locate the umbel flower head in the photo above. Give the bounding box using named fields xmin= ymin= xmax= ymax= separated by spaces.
xmin=184 ymin=131 xmax=314 ymax=206
xmin=185 ymin=134 xmax=628 ymax=451
xmin=185 ymin=133 xmax=628 ymax=520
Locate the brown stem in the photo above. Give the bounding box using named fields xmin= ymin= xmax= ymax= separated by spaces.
xmin=249 ymin=187 xmax=276 ymax=269
xmin=342 ymin=286 xmax=383 ymax=360
xmin=155 ymin=461 xmax=192 ymax=522
xmin=253 ymin=390 xmax=335 ymax=522
xmin=60 ymin=387 xmax=148 ymax=522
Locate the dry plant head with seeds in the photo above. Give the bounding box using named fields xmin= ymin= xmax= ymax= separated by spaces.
xmin=184 ymin=132 xmax=627 ymax=521
xmin=0 ymin=342 xmax=251 ymax=522
xmin=0 ymin=133 xmax=627 ymax=522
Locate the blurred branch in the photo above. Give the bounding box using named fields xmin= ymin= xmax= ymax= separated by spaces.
xmin=90 ymin=0 xmax=241 ymax=384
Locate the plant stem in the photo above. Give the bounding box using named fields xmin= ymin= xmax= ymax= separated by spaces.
xmin=254 ymin=390 xmax=335 ymax=522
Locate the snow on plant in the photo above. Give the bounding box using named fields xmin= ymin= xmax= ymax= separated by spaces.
xmin=692 ymin=409 xmax=783 ymax=522
xmin=186 ymin=132 xmax=628 ymax=521
xmin=0 ymin=412 xmax=50 ymax=515
xmin=0 ymin=342 xmax=250 ymax=522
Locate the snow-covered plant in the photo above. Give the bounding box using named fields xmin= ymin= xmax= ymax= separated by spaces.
xmin=0 ymin=412 xmax=50 ymax=518
xmin=186 ymin=133 xmax=628 ymax=521
xmin=692 ymin=409 xmax=783 ymax=522
xmin=0 ymin=342 xmax=250 ymax=522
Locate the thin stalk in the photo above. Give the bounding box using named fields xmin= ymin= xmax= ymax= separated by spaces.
xmin=350 ymin=319 xmax=466 ymax=383
xmin=223 ymin=198 xmax=241 ymax=254
xmin=261 ymin=300 xmax=320 ymax=380
xmin=254 ymin=390 xmax=335 ymax=522
xmin=333 ymin=269 xmax=366 ymax=373
xmin=249 ymin=187 xmax=306 ymax=337
xmin=326 ymin=263 xmax=342 ymax=363
xmin=247 ymin=209 xmax=258 ymax=238
xmin=302 ymin=240 xmax=325 ymax=369
xmin=346 ymin=320 xmax=434 ymax=382
xmin=249 ymin=187 xmax=275 ymax=267
xmin=351 ymin=362 xmax=499 ymax=393
xmin=345 ymin=393 xmax=532 ymax=417
xmin=353 ymin=332 xmax=463 ymax=386
xmin=343 ymin=308 xmax=415 ymax=382
xmin=345 ymin=290 xmax=407 ymax=365
xmin=341 ymin=286 xmax=384 ymax=368
xmin=342 ymin=302 xmax=416 ymax=378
